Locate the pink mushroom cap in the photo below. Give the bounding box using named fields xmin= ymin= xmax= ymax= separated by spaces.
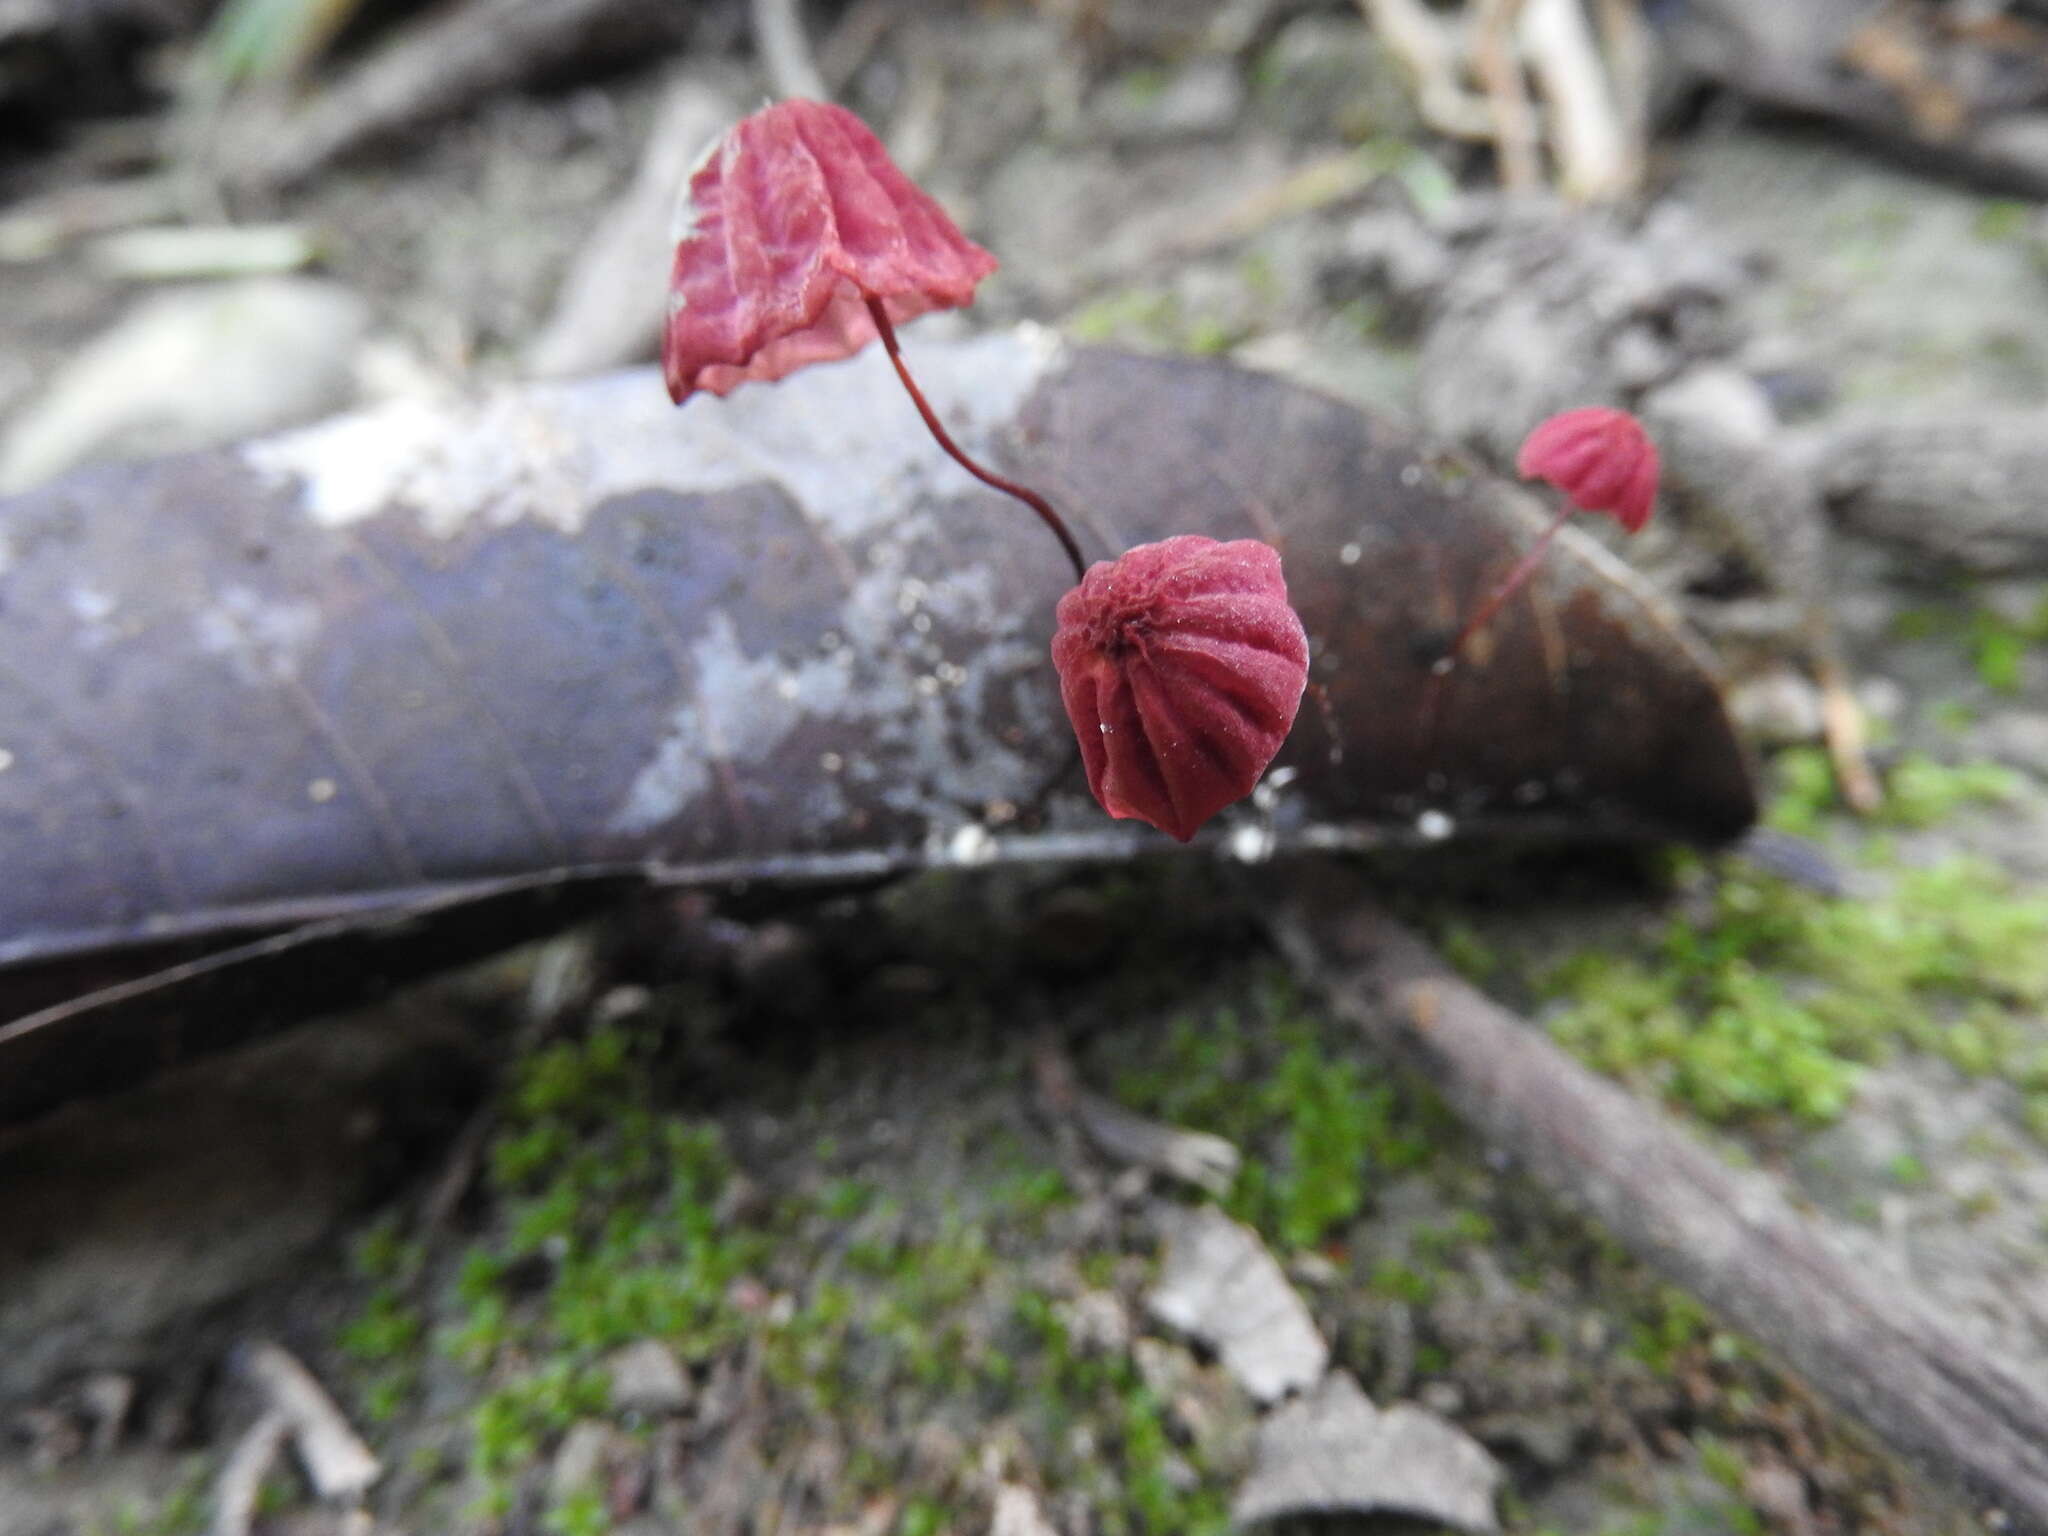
xmin=1051 ymin=536 xmax=1310 ymax=843
xmin=663 ymin=99 xmax=998 ymax=403
xmin=1515 ymin=406 xmax=1660 ymax=534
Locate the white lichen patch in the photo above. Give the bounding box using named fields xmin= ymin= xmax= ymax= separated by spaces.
xmin=608 ymin=610 xmax=857 ymax=836
xmin=243 ymin=391 xmax=592 ymax=539
xmin=240 ymin=327 xmax=1069 ymax=547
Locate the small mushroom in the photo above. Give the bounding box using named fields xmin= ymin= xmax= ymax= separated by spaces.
xmin=662 ymin=97 xmax=1082 ymax=576
xmin=1052 ymin=537 xmax=1309 ymax=843
xmin=662 ymin=100 xmax=1313 ymax=841
xmin=1439 ymin=405 xmax=1659 ymax=671
xmin=1517 ymin=406 xmax=1659 ymax=534
xmin=662 ymin=99 xmax=996 ymax=402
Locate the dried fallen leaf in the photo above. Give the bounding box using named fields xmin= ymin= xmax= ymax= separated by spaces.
xmin=1233 ymin=1370 xmax=1501 ymax=1533
xmin=0 ymin=337 xmax=1758 ymax=1124
xmin=1146 ymin=1204 xmax=1327 ymax=1404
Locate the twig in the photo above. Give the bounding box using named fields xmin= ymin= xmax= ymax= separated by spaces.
xmin=1517 ymin=0 xmax=1637 ymax=201
xmin=243 ymin=1342 xmax=381 ymax=1500
xmin=1032 ymin=1037 xmax=1241 ymax=1196
xmin=207 ymin=0 xmax=684 ymax=192
xmin=751 ymin=0 xmax=830 ymax=102
xmin=1357 ymin=0 xmax=1496 ymax=141
xmin=1272 ymin=875 xmax=2048 ymax=1535
xmin=0 ymin=177 xmax=183 ymax=264
xmin=87 ymin=224 xmax=319 ymax=282
xmin=211 ymin=1410 xmax=290 ymax=1536
xmin=818 ymin=0 xmax=900 ymax=94
xmin=1591 ymin=0 xmax=1652 ymax=157
xmin=1164 ymin=148 xmax=1387 ymax=260
xmin=1473 ymin=0 xmax=1541 ymax=192
xmin=1812 ymin=641 xmax=1883 ymax=816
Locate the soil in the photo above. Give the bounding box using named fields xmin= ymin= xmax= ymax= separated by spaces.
xmin=2 ymin=3 xmax=2047 ymax=1534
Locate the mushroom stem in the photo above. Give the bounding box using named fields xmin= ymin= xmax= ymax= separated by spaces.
xmin=864 ymin=295 xmax=1087 ymax=582
xmin=1433 ymin=495 xmax=1576 ymax=676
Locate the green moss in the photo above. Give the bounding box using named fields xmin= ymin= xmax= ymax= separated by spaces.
xmin=1695 ymin=1432 xmax=1748 ymax=1493
xmin=817 ymin=1176 xmax=876 ymax=1221
xmin=88 ymin=1461 xmax=210 ymax=1536
xmin=471 ymin=1363 xmax=609 ymax=1478
xmin=543 ymin=1488 xmax=610 ymax=1536
xmin=1974 ymin=200 xmax=2032 ymax=242
xmin=1892 ymin=595 xmax=2048 ymax=696
xmin=1369 ymin=1258 xmax=1436 ymax=1305
xmin=341 ymin=1287 xmax=423 ymax=1364
xmin=1768 ymin=746 xmax=2021 ymax=835
xmin=1624 ymin=1288 xmax=1719 ymax=1376
xmin=1064 ymin=288 xmax=1246 ymax=358
xmin=1541 ymin=832 xmax=2048 ymax=1129
xmin=1886 ymin=1152 xmax=1929 ymax=1187
xmin=1067 ymin=288 xmax=1183 ymax=348
xmin=993 ymin=1165 xmax=1073 ymax=1221
xmin=1437 ymin=920 xmax=1500 ymax=984
xmin=1760 ymin=747 xmax=1839 ymax=837
xmin=1009 ymin=1293 xmax=1232 ymax=1536
xmin=1108 ymin=970 xmax=1445 ymax=1252
xmin=1882 ymin=756 xmax=2024 ymax=828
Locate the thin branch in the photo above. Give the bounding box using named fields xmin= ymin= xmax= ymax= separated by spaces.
xmin=750 ymin=0 xmax=830 ymax=102
xmin=243 ymin=1342 xmax=381 ymax=1500
xmin=1518 ymin=0 xmax=1638 ymax=201
xmin=1273 ymin=878 xmax=2048 ymax=1534
xmin=1474 ymin=0 xmax=1542 ymax=191
xmin=1357 ymin=0 xmax=1497 ymax=140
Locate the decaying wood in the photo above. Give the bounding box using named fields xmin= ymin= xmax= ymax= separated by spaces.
xmin=1817 ymin=410 xmax=2048 ymax=574
xmin=203 ymin=0 xmax=691 ymax=191
xmin=1274 ymin=877 xmax=2048 ymax=1535
xmin=1665 ymin=0 xmax=2048 ymax=194
xmin=211 ymin=1409 xmax=290 ymax=1536
xmin=241 ymin=1341 xmax=380 ymax=1498
xmin=1357 ymin=0 xmax=1641 ymax=200
xmin=1233 ymin=1370 xmax=1501 ymax=1533
xmin=1146 ymin=1203 xmax=1329 ymax=1405
xmin=0 ymin=337 xmax=1758 ymax=1125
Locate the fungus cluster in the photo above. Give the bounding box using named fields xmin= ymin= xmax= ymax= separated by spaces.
xmin=661 ymin=99 xmax=1656 ymax=841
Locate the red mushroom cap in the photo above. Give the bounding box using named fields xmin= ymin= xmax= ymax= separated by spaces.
xmin=1051 ymin=536 xmax=1310 ymax=843
xmin=663 ymin=99 xmax=998 ymax=403
xmin=1515 ymin=406 xmax=1660 ymax=534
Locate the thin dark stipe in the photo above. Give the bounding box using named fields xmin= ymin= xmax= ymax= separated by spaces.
xmin=1434 ymin=495 xmax=1577 ymax=677
xmin=864 ymin=295 xmax=1087 ymax=584
xmin=1419 ymin=494 xmax=1576 ymax=763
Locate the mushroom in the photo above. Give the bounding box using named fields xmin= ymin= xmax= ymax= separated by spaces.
xmin=1051 ymin=536 xmax=1310 ymax=844
xmin=1438 ymin=405 xmax=1659 ymax=672
xmin=662 ymin=99 xmax=1310 ymax=841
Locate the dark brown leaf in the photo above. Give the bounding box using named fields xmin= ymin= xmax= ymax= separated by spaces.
xmin=0 ymin=336 xmax=1757 ymax=1124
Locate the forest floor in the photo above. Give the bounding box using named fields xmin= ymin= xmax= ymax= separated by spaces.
xmin=4 ymin=3 xmax=2048 ymax=1533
